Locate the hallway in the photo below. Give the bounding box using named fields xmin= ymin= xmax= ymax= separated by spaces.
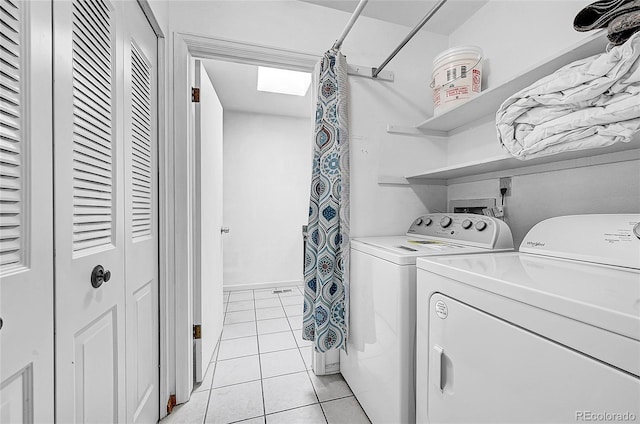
xmin=161 ymin=286 xmax=370 ymax=424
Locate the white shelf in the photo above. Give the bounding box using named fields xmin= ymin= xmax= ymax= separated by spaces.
xmin=406 ymin=141 xmax=640 ymax=185
xmin=413 ymin=31 xmax=609 ymax=136
xmin=380 ymin=29 xmax=638 ymax=186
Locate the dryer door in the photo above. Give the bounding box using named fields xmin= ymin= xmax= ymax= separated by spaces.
xmin=427 ymin=294 xmax=640 ymax=423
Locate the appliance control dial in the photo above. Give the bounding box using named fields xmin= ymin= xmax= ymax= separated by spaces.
xmin=424 ymin=218 xmax=432 ymax=226
xmin=462 ymin=219 xmax=472 ymax=229
xmin=440 ymin=216 xmax=452 ymax=228
xmin=415 ymin=218 xmax=423 ymax=226
xmin=475 ymin=221 xmax=487 ymax=231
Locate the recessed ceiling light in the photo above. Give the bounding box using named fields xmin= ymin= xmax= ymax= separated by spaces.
xmin=257 ymin=66 xmax=311 ymax=96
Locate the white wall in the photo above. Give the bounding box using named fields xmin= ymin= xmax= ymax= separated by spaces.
xmin=448 ymin=157 xmax=640 ymax=248
xmin=166 ymin=1 xmax=449 ymax=237
xmin=223 ymin=111 xmax=312 ymax=287
xmin=449 ymin=0 xmax=593 ymax=91
xmin=446 ymin=0 xmax=601 ymax=166
xmin=444 ymin=0 xmax=640 ymax=247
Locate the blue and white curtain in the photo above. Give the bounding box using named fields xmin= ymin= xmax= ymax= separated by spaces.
xmin=302 ymin=49 xmax=350 ymax=352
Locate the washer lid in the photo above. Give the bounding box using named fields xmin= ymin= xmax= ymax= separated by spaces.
xmin=351 ymin=236 xmax=496 ymax=265
xmin=417 ymin=252 xmax=640 ymax=342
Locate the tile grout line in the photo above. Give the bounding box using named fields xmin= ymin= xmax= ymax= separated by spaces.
xmin=221 ymin=314 xmax=302 ymax=340
xmin=253 ymin=289 xmax=268 ymax=423
xmin=175 ymin=288 xmax=365 ymax=424
xmin=211 ymin=368 xmax=327 ymax=391
xmin=216 ymin=344 xmax=300 ymax=363
xmin=201 ymin=294 xmax=229 ymax=423
xmin=210 ymin=291 xmax=265 ymax=423
xmin=260 ymin=392 xmax=357 ymax=421
xmin=278 ymin=288 xmax=330 ymax=424
xmin=216 ymin=287 xmax=328 ymax=423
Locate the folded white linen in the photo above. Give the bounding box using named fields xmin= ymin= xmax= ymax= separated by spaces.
xmin=496 ymin=31 xmax=640 ymax=160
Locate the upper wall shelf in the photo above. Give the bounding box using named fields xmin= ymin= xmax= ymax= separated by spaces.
xmin=409 ymin=31 xmax=609 ymax=136
xmin=405 ymin=140 xmax=640 ymax=185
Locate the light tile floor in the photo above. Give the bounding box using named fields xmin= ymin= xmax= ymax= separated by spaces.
xmin=160 ymin=286 xmax=371 ymax=424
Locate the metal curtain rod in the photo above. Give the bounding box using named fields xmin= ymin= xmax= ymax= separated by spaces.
xmin=333 ymin=0 xmax=369 ymax=50
xmin=372 ymin=0 xmax=448 ymax=78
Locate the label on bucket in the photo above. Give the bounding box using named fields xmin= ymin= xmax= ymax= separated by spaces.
xmin=432 ymin=56 xmax=482 ymax=114
xmin=472 ymin=69 xmax=481 ymax=92
xmin=445 ymin=86 xmax=469 ymax=98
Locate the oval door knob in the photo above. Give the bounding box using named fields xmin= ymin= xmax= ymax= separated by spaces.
xmin=91 ymin=265 xmax=111 ymax=288
xmin=221 ymin=227 xmax=230 ymax=234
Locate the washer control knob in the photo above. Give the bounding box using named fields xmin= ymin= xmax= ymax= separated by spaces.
xmin=424 ymin=218 xmax=432 ymax=226
xmin=462 ymin=219 xmax=473 ymax=229
xmin=415 ymin=218 xmax=424 ymax=226
xmin=475 ymin=221 xmax=487 ymax=231
xmin=440 ymin=216 xmax=452 ymax=228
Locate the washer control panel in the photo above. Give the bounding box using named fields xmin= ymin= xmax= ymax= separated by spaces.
xmin=407 ymin=213 xmax=511 ymax=248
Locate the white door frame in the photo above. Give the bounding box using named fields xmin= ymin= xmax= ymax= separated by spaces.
xmin=167 ymin=32 xmax=319 ymax=404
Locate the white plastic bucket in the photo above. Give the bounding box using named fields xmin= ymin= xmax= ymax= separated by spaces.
xmin=431 ymin=45 xmax=483 ymax=115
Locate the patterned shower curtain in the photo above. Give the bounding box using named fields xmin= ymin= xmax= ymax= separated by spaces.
xmin=302 ymin=49 xmax=350 ymax=352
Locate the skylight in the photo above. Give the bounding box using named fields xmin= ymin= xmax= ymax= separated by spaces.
xmin=257 ymin=66 xmax=311 ymax=96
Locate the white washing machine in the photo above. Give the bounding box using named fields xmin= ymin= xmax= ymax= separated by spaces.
xmin=340 ymin=213 xmax=514 ymax=424
xmin=416 ymin=214 xmax=640 ymax=424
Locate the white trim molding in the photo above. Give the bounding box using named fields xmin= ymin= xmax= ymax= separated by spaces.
xmin=223 ymin=280 xmax=304 ymax=292
xmin=137 ymin=0 xmax=164 ymax=37
xmin=179 ymin=32 xmax=318 ymax=71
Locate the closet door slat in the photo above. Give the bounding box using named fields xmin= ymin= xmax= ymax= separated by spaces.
xmin=71 ymin=0 xmax=114 ymax=252
xmin=130 ymin=42 xmax=152 ymax=240
xmin=0 ymin=0 xmax=23 ymax=270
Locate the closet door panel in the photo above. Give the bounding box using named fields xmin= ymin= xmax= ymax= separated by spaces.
xmin=53 ymin=0 xmax=126 ymax=422
xmin=122 ymin=2 xmax=159 ymax=420
xmin=0 ymin=0 xmax=54 ymax=422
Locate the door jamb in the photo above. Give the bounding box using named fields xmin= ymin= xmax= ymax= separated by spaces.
xmin=168 ymin=32 xmax=318 ymax=404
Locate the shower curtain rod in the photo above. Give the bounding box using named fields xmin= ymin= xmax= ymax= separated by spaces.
xmin=372 ymin=0 xmax=448 ymax=78
xmin=333 ymin=0 xmax=369 ymax=50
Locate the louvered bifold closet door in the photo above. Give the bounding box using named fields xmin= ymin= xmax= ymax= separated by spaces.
xmin=0 ymin=0 xmax=24 ymax=269
xmin=71 ymin=0 xmax=114 ymax=251
xmin=122 ymin=1 xmax=159 ymax=419
xmin=0 ymin=0 xmax=55 ymax=422
xmin=54 ymin=0 xmax=127 ymax=422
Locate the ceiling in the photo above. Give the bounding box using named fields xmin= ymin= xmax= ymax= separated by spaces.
xmin=300 ymin=0 xmax=488 ymax=35
xmin=202 ymin=1 xmax=488 ymax=118
xmin=202 ymin=60 xmax=313 ymax=119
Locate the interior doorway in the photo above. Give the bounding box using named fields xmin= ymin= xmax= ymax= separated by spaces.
xmin=186 ymin=56 xmax=315 ymax=409
xmin=168 ymin=32 xmax=319 ymax=404
xmin=201 ymin=59 xmax=313 ymax=293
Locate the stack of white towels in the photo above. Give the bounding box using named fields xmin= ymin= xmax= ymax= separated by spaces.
xmin=496 ymin=31 xmax=640 ymax=160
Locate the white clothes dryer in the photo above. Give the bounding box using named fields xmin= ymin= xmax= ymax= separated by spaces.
xmin=416 ymin=214 xmax=640 ymax=424
xmin=341 ymin=213 xmax=514 ymax=424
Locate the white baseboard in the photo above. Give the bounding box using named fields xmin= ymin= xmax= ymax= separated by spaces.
xmin=223 ymin=280 xmax=303 ymax=292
